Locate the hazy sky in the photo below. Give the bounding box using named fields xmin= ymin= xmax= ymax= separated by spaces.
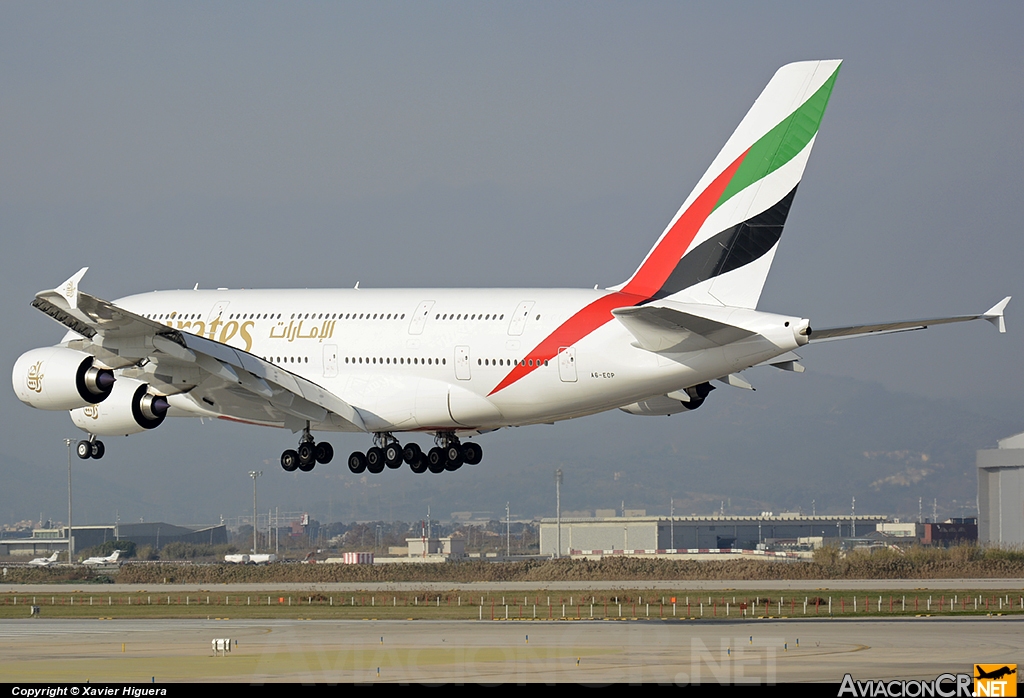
xmin=2 ymin=3 xmax=1021 ymax=525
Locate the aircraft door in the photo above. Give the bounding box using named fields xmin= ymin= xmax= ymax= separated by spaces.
xmin=455 ymin=345 xmax=471 ymax=380
xmin=323 ymin=345 xmax=338 ymax=378
xmin=207 ymin=301 xmax=230 ymax=324
xmin=508 ymin=301 xmax=535 ymax=336
xmin=409 ymin=301 xmax=434 ymax=335
xmin=558 ymin=346 xmax=577 ymax=382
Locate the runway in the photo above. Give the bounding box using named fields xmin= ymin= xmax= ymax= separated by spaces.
xmin=0 ymin=616 xmax=1019 ymax=683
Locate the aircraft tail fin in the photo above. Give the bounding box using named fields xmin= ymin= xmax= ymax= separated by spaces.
xmin=615 ymin=60 xmax=841 ymax=308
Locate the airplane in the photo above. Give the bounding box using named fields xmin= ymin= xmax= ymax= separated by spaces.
xmin=975 ymin=666 xmax=1017 ymax=681
xmin=82 ymin=550 xmax=121 ymax=566
xmin=27 ymin=552 xmax=60 ymax=567
xmin=12 ymin=60 xmax=1009 ymax=476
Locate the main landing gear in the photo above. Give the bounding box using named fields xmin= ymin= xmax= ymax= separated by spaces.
xmin=76 ymin=435 xmax=105 ymax=460
xmin=348 ymin=432 xmax=482 ymax=475
xmin=280 ymin=423 xmax=333 ymax=473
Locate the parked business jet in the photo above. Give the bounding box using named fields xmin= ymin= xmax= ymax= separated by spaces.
xmin=13 ymin=60 xmax=1009 ymax=476
xmin=28 ymin=552 xmax=60 ymax=567
xmin=82 ymin=550 xmax=121 ymax=566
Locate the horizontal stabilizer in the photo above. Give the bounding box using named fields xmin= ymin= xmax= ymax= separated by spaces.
xmin=808 ymin=297 xmax=1010 ymax=343
xmin=612 ymin=305 xmax=755 ymax=353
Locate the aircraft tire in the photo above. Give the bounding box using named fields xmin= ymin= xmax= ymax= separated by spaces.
xmin=366 ymin=446 xmax=386 ymax=474
xmin=445 ymin=444 xmax=463 ymax=468
xmin=384 ymin=443 xmax=403 ymax=469
xmin=297 ymin=442 xmax=316 ymax=465
xmin=402 ymin=442 xmax=422 ymax=465
xmin=462 ymin=442 xmax=482 ymax=465
xmin=427 ymin=448 xmax=446 ymax=473
xmin=77 ymin=440 xmax=92 ymax=460
xmin=90 ymin=440 xmax=105 ymax=459
xmin=315 ymin=442 xmax=334 ymax=464
xmin=281 ymin=449 xmax=299 ymax=472
xmin=348 ymin=451 xmax=367 ymax=474
xmin=410 ymin=455 xmax=428 ymax=474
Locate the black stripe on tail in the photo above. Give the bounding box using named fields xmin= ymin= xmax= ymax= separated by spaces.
xmin=651 ymin=186 xmax=798 ymax=301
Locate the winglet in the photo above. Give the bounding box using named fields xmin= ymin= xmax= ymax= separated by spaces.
xmin=984 ymin=296 xmax=1011 ymax=333
xmin=56 ymin=267 xmax=89 ymax=310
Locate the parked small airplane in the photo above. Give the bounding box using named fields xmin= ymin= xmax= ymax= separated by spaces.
xmin=82 ymin=550 xmax=121 ymax=566
xmin=27 ymin=552 xmax=59 ymax=567
xmin=12 ymin=60 xmax=1009 ymax=476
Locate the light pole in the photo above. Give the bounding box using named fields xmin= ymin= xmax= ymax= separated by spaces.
xmin=670 ymin=497 xmax=674 ymax=551
xmin=64 ymin=438 xmax=74 ymax=562
xmin=506 ymin=502 xmax=511 ymax=558
xmin=555 ymin=469 xmax=562 ymax=558
xmin=248 ymin=471 xmax=262 ymax=553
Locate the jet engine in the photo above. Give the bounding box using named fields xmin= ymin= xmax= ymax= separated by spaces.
xmin=70 ymin=378 xmax=170 ymax=436
xmin=12 ymin=347 xmax=115 ymax=410
xmin=620 ymin=382 xmax=714 ymax=416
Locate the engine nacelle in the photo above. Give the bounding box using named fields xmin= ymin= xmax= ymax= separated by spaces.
xmin=13 ymin=347 xmax=115 ymax=411
xmin=70 ymin=378 xmax=170 ymax=436
xmin=620 ymin=382 xmax=714 ymax=416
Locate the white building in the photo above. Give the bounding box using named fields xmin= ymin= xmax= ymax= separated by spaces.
xmin=977 ymin=432 xmax=1024 ymax=545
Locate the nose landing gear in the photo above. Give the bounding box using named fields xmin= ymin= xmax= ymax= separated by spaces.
xmin=76 ymin=435 xmax=105 ymax=460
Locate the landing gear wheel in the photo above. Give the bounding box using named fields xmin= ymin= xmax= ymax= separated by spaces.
xmin=315 ymin=442 xmax=334 ymax=464
xmin=297 ymin=442 xmax=316 ymax=465
xmin=410 ymin=455 xmax=428 ymax=474
xmin=76 ymin=441 xmax=92 ymax=460
xmin=366 ymin=446 xmax=385 ymax=474
xmin=461 ymin=442 xmax=482 ymax=465
xmin=90 ymin=440 xmax=105 ymax=459
xmin=427 ymin=447 xmax=446 ymax=473
xmin=444 ymin=444 xmax=463 ymax=471
xmin=348 ymin=451 xmax=367 ymax=474
xmin=298 ymin=456 xmax=316 ymax=472
xmin=402 ymin=443 xmax=422 ymax=465
xmin=281 ymin=449 xmax=299 ymax=472
xmin=384 ymin=443 xmax=403 ymax=469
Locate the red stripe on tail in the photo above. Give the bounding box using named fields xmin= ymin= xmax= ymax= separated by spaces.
xmin=621 ymin=148 xmax=749 ymax=298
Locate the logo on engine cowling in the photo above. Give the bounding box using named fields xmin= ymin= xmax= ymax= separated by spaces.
xmin=82 ymin=405 xmax=99 ymax=419
xmin=26 ymin=361 xmax=44 ymax=393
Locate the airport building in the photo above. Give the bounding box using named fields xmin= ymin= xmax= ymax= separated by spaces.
xmin=538 ymin=513 xmax=887 ymax=557
xmin=0 ymin=522 xmax=227 ymax=557
xmin=977 ymin=431 xmax=1024 ymax=545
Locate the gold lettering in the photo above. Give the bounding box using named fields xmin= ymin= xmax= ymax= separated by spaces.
xmin=208 ymin=317 xmax=223 ymax=339
xmin=218 ymin=321 xmax=238 ymax=344
xmin=26 ymin=361 xmax=44 ymax=392
xmin=239 ymin=321 xmax=254 ymax=353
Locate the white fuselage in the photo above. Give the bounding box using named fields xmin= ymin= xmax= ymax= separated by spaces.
xmin=112 ymin=287 xmax=805 ymax=435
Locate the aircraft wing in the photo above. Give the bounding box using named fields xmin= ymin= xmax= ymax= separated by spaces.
xmin=611 ymin=305 xmax=755 ymax=353
xmin=31 ymin=268 xmax=366 ymax=432
xmin=808 ymin=297 xmax=1010 ymax=343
